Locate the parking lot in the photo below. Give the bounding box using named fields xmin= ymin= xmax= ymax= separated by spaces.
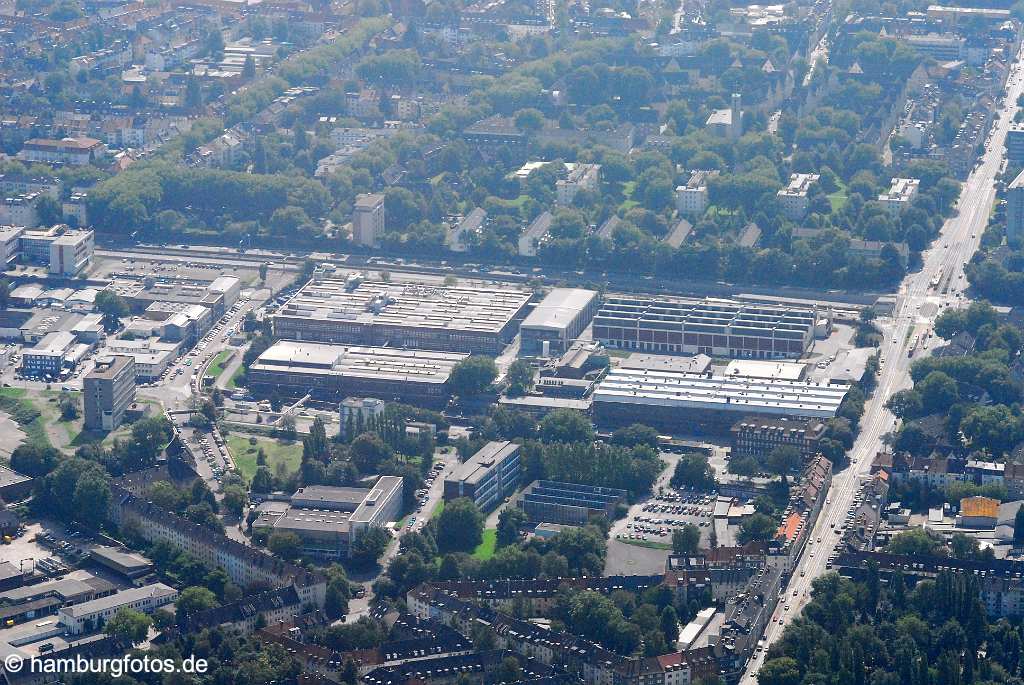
xmin=618 ymin=491 xmax=716 ymax=544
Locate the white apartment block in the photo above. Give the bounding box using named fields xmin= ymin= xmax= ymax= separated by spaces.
xmin=777 ymin=173 xmax=820 ymax=221
xmin=675 ymin=170 xmax=717 ymax=215
xmin=878 ymin=178 xmax=920 ymax=216
xmin=353 ymin=193 xmax=385 ymax=247
xmin=58 ymin=583 xmax=178 ymax=634
xmin=555 ymin=163 xmax=601 ymax=205
xmin=0 ymin=193 xmax=41 ymax=228
xmin=0 ymin=226 xmax=23 ymax=266
xmin=49 ymin=229 xmax=95 ymax=276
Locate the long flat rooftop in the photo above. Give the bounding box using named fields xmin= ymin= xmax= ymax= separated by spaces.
xmin=594 ymin=368 xmax=849 ymax=418
xmin=450 ymin=441 xmax=519 ymax=486
xmin=594 ymin=296 xmax=816 ymax=337
xmin=521 ymin=288 xmax=597 ymax=333
xmin=274 ymin=278 xmax=531 ymax=334
xmin=250 ymin=340 xmax=467 ymax=384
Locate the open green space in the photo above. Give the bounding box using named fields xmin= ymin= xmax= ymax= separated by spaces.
xmin=471 ymin=528 xmax=498 ymax=560
xmin=0 ymin=388 xmax=52 ymax=450
xmin=227 ymin=433 xmax=303 ymax=483
xmin=208 ymin=350 xmax=234 ymax=379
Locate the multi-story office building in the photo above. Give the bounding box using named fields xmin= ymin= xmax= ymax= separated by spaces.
xmin=105 ymin=337 xmax=179 ymax=381
xmin=730 ymin=417 xmax=826 ymax=462
xmin=18 ymin=137 xmax=107 ymax=166
xmin=247 ymin=341 xmax=466 ymax=407
xmin=58 ymin=584 xmax=178 ymax=634
xmin=272 ymin=278 xmax=531 ymax=354
xmin=0 ymin=193 xmax=41 ymax=227
xmin=353 ymin=193 xmax=385 ymax=247
xmin=0 ymin=226 xmax=23 ymax=267
xmin=877 ymin=177 xmax=920 ymax=216
xmin=49 ymin=229 xmax=95 ymax=276
xmin=252 ymin=478 xmax=403 ymax=559
xmin=593 ymin=368 xmax=850 ymax=433
xmin=22 ymin=331 xmax=79 ymax=378
xmin=0 ymin=174 xmax=62 ymax=200
xmin=555 ymin=163 xmax=600 ymax=205
xmin=443 ymin=441 xmax=522 ymax=512
xmin=675 ymin=170 xmax=717 ymax=215
xmin=1008 ymin=169 xmax=1024 ymax=248
xmin=519 ymin=288 xmax=599 ymax=356
xmin=83 ymin=355 xmax=136 ymax=431
xmin=339 ymin=396 xmax=387 ymax=431
xmin=518 ymin=480 xmax=628 ymax=525
xmin=592 ymin=296 xmax=820 ymax=359
xmin=777 ymin=173 xmax=819 ymax=221
xmin=1007 ymin=123 xmax=1024 ymax=165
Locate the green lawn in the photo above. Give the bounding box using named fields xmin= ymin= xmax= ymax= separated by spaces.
xmin=227 ymin=434 xmax=303 ymax=483
xmin=472 ymin=528 xmax=497 ymax=560
xmin=827 ymin=179 xmax=848 ymax=212
xmin=208 ymin=350 xmax=234 ymax=379
xmin=430 ymin=499 xmax=445 ymax=520
xmin=0 ymin=388 xmax=52 ymax=450
xmin=226 ymin=366 xmax=246 ymax=390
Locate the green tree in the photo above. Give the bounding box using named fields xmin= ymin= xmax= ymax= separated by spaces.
xmin=671 ymin=524 xmax=701 ymax=555
xmin=242 ymin=54 xmax=256 ymax=79
xmin=886 ymin=389 xmax=923 ymax=420
xmin=36 ymin=196 xmax=62 ymax=225
xmin=350 ymin=432 xmax=391 ymax=473
xmin=350 ymin=526 xmax=391 ymax=568
xmin=497 ymin=506 xmax=528 ymax=547
xmin=175 ymin=586 xmax=218 ymax=622
xmin=95 ymin=290 xmax=130 ymax=332
xmin=495 ymin=656 xmax=523 ymax=684
xmin=251 ymin=465 xmax=274 ymax=493
xmin=10 ymin=444 xmax=60 ymax=477
xmin=670 ymin=453 xmax=715 ymax=490
xmin=506 ymin=359 xmax=535 ymax=396
xmin=514 ymin=108 xmax=544 ymax=133
xmin=303 ymin=417 xmax=330 ymax=462
xmin=767 ymin=445 xmax=802 ymax=477
xmin=268 ymin=531 xmax=303 ymax=559
xmin=758 ymin=657 xmax=802 ymax=685
xmin=738 ymin=513 xmax=777 ymax=544
xmin=660 ymin=605 xmax=679 ymax=648
xmin=449 ymin=356 xmax=498 ymax=396
xmin=917 ymin=371 xmax=960 ymax=414
xmin=609 ymin=424 xmax=659 ymax=449
xmin=104 ymin=608 xmax=152 ymax=645
xmin=886 ymin=528 xmax=945 ymax=556
xmin=539 ymin=408 xmax=595 ymax=444
xmin=222 ymin=485 xmax=247 ymax=518
xmin=0 ymin=278 xmax=9 ymax=310
xmin=435 ymin=497 xmax=484 ymax=553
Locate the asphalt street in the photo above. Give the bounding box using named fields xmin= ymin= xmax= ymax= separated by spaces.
xmin=739 ymin=45 xmax=1024 ymax=685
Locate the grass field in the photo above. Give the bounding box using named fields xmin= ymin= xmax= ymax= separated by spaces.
xmin=827 ymin=179 xmax=848 ymax=212
xmin=227 ymin=434 xmax=303 ymax=483
xmin=472 ymin=529 xmax=497 ymax=560
xmin=208 ymin=350 xmax=234 ymax=379
xmin=226 ymin=366 xmax=245 ymax=390
xmin=0 ymin=388 xmax=52 ymax=449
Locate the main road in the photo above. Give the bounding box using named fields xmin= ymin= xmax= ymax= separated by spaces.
xmin=740 ymin=49 xmax=1024 ymax=683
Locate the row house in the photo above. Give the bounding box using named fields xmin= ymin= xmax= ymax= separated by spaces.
xmin=108 ymin=484 xmax=326 ymax=608
xmin=838 ymin=550 xmax=1024 ymax=618
xmin=409 ymin=584 xmax=721 ymax=685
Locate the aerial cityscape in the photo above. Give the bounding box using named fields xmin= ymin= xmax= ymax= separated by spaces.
xmin=1 ymin=0 xmax=1024 ymax=683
